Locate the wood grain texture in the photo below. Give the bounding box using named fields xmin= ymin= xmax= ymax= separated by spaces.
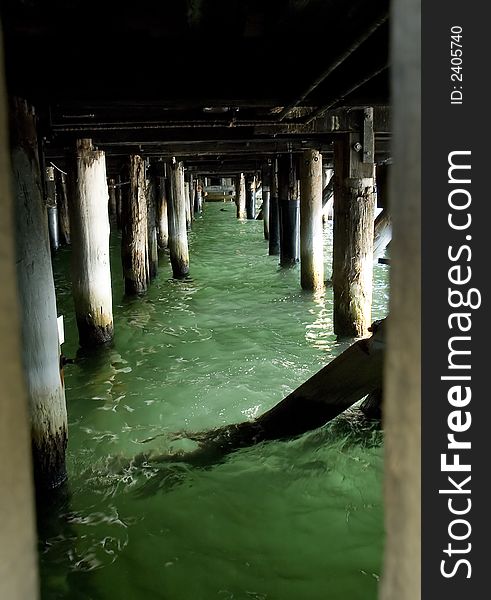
xmin=157 ymin=175 xmax=169 ymax=248
xmin=146 ymin=175 xmax=158 ymax=279
xmin=122 ymin=155 xmax=149 ymax=294
xmin=167 ymin=161 xmax=190 ymax=278
xmin=70 ymin=139 xmax=114 ymax=344
xmin=10 ymin=97 xmax=68 ymax=490
xmin=0 ymin=33 xmax=39 ymax=598
xmin=300 ymin=149 xmax=324 ymax=290
xmin=333 ymin=131 xmax=375 ymax=337
xmin=56 ymin=171 xmax=71 ymax=245
xmin=236 ymin=172 xmax=246 ymax=219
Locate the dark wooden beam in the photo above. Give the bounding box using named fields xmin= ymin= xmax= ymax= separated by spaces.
xmin=49 ymin=106 xmax=390 ymax=135
xmin=255 ymin=106 xmax=391 ymax=135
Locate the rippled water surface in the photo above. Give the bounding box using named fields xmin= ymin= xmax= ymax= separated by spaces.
xmin=44 ymin=202 xmax=389 ymax=600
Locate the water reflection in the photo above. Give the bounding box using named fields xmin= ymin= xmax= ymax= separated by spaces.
xmin=304 ymin=288 xmax=336 ymax=353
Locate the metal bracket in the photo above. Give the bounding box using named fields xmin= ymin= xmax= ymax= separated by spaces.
xmin=362 ymin=107 xmax=374 ymax=164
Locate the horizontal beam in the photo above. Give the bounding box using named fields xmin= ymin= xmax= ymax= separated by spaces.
xmin=46 ymin=107 xmax=389 ymax=148
xmin=46 ymin=141 xmax=390 ymax=163
xmin=99 ymin=141 xmax=334 ymax=157
xmin=255 ymin=106 xmax=391 ymax=135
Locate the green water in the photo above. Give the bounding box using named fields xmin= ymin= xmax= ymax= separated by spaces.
xmin=43 ymin=203 xmax=389 ymax=600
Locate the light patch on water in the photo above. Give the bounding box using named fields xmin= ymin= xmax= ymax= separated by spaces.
xmin=241 ymin=405 xmax=262 ymax=420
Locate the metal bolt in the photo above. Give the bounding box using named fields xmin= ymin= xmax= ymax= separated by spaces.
xmin=353 ymin=142 xmax=362 ymax=152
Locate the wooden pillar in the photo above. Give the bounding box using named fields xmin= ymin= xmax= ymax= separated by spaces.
xmin=380 ymin=0 xmax=420 ymax=597
xmin=374 ymin=211 xmax=392 ymax=262
xmin=189 ymin=174 xmax=195 ymax=221
xmin=236 ymin=172 xmax=246 ymax=219
xmin=167 ymin=160 xmax=190 ymax=278
xmin=70 ymin=139 xmax=114 ymax=346
xmin=108 ymin=177 xmax=117 ymax=218
xmin=56 ymin=170 xmax=70 ymax=245
xmin=146 ymin=168 xmax=158 ymax=280
xmin=184 ymin=179 xmax=191 ymax=230
xmin=122 ymin=155 xmax=148 ymax=294
xmin=192 ymin=178 xmax=197 ymax=214
xmin=45 ymin=166 xmax=59 ymax=251
xmin=269 ymin=158 xmax=280 ymax=255
xmin=115 ymin=174 xmax=123 ymax=230
xmin=245 ymin=174 xmax=256 ymax=219
xmin=278 ymin=153 xmax=300 ymax=266
xmin=261 ymin=161 xmax=271 ymax=240
xmin=374 ymin=163 xmax=392 ymax=261
xmin=332 ymin=111 xmax=375 ymax=337
xmin=1 ymin=42 xmax=39 ymax=597
xmin=194 ymin=178 xmax=203 ymax=214
xmin=156 ymin=162 xmax=169 ymax=249
xmin=300 ymin=149 xmax=324 ymax=290
xmin=10 ymin=98 xmax=68 ymax=491
xmin=322 ymin=167 xmax=334 ymax=220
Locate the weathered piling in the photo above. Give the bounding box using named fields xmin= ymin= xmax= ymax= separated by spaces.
xmin=278 ymin=153 xmax=300 ymax=265
xmin=332 ymin=111 xmax=375 ymax=337
xmin=374 ymin=211 xmax=392 ymax=262
xmin=10 ymin=97 xmax=68 ymax=491
xmin=300 ymin=149 xmax=324 ymax=290
xmin=194 ymin=178 xmax=203 ymax=214
xmin=373 ymin=163 xmax=392 ymax=261
xmin=236 ymin=172 xmax=246 ymax=219
xmin=70 ymin=139 xmax=114 ymax=346
xmin=1 ymin=62 xmax=39 ymax=598
xmin=184 ymin=179 xmax=191 ymax=229
xmin=156 ymin=164 xmax=169 ymax=248
xmin=55 ymin=170 xmax=70 ymax=245
xmin=261 ymin=161 xmax=271 ymax=240
xmin=245 ymin=174 xmax=256 ymax=219
xmin=122 ymin=154 xmax=149 ymax=294
xmin=146 ymin=168 xmax=159 ymax=280
xmin=115 ymin=174 xmax=123 ymax=229
xmin=189 ymin=174 xmax=195 ymax=221
xmin=269 ymin=158 xmax=280 ymax=255
xmin=108 ymin=177 xmax=117 ymax=218
xmin=167 ymin=160 xmax=190 ymax=278
xmin=322 ymin=167 xmax=334 ymax=220
xmin=45 ymin=166 xmax=59 ymax=251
